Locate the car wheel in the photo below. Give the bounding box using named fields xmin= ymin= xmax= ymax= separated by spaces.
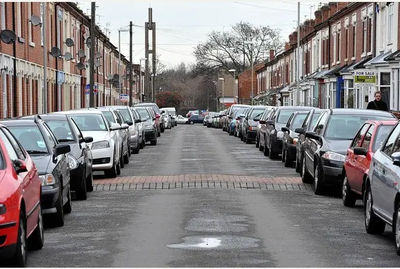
xmin=105 ymin=162 xmax=117 ymax=178
xmin=313 ymin=162 xmax=324 ymax=195
xmin=301 ymin=155 xmax=312 ymax=183
xmin=256 ymin=136 xmax=259 ymax=148
xmin=120 ymin=152 xmax=125 ymax=168
xmin=132 ymin=146 xmax=140 ymax=154
xmin=28 ymin=204 xmax=44 ymax=251
xmin=151 ymin=136 xmax=157 ymax=145
xmin=140 ymin=140 xmax=144 ymax=149
xmin=263 ymin=138 xmax=269 ymax=156
xmin=12 ymin=210 xmax=27 ymax=266
xmin=76 ymin=171 xmax=88 ymax=200
xmin=281 ymin=147 xmax=285 ymax=163
xmin=245 ymin=134 xmax=251 ymax=144
xmin=190 ymin=121 xmax=194 ymax=125
xmin=128 ymin=145 xmax=131 ymax=157
xmin=86 ymin=172 xmax=94 ymax=192
xmin=124 ymin=151 xmax=130 ymax=164
xmin=54 ymin=189 xmax=65 ymax=227
xmin=364 ymin=184 xmax=386 ymax=234
xmin=116 ymin=160 xmax=121 ymax=175
xmin=284 ymin=149 xmax=292 ymax=167
xmin=295 ymin=155 xmax=301 ymax=173
xmin=268 ymin=141 xmax=278 ymax=159
xmin=64 ymin=186 xmax=72 ymax=214
xmin=342 ymin=175 xmax=356 ymax=207
xmin=394 ymin=200 xmax=400 ymax=255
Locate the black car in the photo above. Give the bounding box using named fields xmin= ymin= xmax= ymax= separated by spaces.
xmin=301 ymin=108 xmax=397 ymax=195
xmin=262 ymin=106 xmax=314 ymax=159
xmin=188 ymin=114 xmax=205 ymax=124
xmin=34 ymin=114 xmax=94 ymax=200
xmin=1 ymin=116 xmax=72 ymax=227
xmin=242 ymin=106 xmax=268 ymax=144
xmin=294 ymin=108 xmax=324 ymax=174
xmin=134 ymin=107 xmax=158 ymax=145
xmin=281 ymin=111 xmax=309 ymax=168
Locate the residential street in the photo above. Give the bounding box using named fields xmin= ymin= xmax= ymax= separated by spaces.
xmin=23 ymin=124 xmax=400 ymax=267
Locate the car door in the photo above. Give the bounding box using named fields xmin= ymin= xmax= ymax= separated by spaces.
xmin=0 ymin=127 xmax=38 ymax=231
xmin=354 ymin=124 xmax=375 ymax=193
xmin=114 ymin=110 xmax=128 ymax=152
xmin=372 ymin=124 xmax=400 ymax=216
xmin=70 ymin=118 xmax=92 ymax=179
xmin=346 ymin=123 xmax=371 ymax=189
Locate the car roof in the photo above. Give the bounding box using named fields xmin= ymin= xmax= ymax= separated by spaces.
xmin=0 ymin=118 xmax=37 ymax=126
xmin=329 ymin=108 xmax=396 ymax=117
xmin=53 ymin=109 xmax=104 ymax=115
xmin=365 ymin=120 xmax=398 ymax=125
xmin=38 ymin=114 xmax=68 ymax=120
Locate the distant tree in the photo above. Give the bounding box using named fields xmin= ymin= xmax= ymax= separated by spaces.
xmin=155 ymin=91 xmax=184 ymax=108
xmin=193 ymin=21 xmax=283 ymax=75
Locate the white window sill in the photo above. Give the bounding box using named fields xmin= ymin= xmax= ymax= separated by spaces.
xmin=336 ymin=61 xmax=340 ymax=64
xmin=29 ymin=41 xmax=35 ymax=48
xmin=361 ymin=53 xmax=366 ymax=58
xmin=367 ymin=52 xmax=373 ymax=56
xmin=351 ymin=57 xmax=356 ymax=61
xmin=71 ymin=59 xmax=75 ymax=63
xmin=332 ymin=62 xmax=336 ymax=66
xmin=344 ymin=58 xmax=348 ymax=62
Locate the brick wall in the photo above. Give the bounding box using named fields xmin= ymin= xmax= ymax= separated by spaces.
xmin=238 ymin=63 xmax=263 ymax=104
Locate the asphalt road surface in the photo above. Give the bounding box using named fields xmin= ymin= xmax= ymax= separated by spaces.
xmin=19 ymin=124 xmax=400 ymax=267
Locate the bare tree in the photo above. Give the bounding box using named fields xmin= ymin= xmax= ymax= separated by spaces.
xmin=193 ymin=21 xmax=283 ymax=74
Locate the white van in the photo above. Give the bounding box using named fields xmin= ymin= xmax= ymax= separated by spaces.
xmin=161 ymin=107 xmax=177 ymax=126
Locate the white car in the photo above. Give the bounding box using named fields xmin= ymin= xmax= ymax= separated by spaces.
xmin=161 ymin=107 xmax=177 ymax=126
xmin=54 ymin=110 xmax=121 ymax=178
xmin=176 ymin=115 xmax=188 ymax=124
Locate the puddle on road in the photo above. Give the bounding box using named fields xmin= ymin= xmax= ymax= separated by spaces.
xmin=167 ymin=235 xmax=259 ymax=250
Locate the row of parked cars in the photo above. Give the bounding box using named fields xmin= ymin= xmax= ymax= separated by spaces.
xmin=0 ymin=102 xmax=177 ymax=266
xmin=210 ymin=104 xmax=400 ymax=256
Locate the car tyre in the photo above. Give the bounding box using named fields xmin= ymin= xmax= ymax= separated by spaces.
xmin=364 ymin=184 xmax=386 ymax=234
xmin=245 ymin=134 xmax=251 ymax=144
xmin=268 ymin=142 xmax=278 ymax=159
xmin=284 ymin=149 xmax=292 ymax=167
xmin=342 ymin=175 xmax=357 ymax=207
xmin=393 ymin=200 xmax=400 ymax=255
xmin=105 ymin=161 xmax=117 ymax=178
xmin=116 ymin=160 xmax=121 ymax=175
xmin=12 ymin=210 xmax=27 ymax=266
xmin=124 ymin=151 xmax=130 ymax=164
xmin=295 ymin=155 xmax=301 ymax=173
xmin=76 ymin=172 xmax=88 ymax=200
xmin=301 ymin=155 xmax=313 ymax=183
xmin=313 ymin=162 xmax=324 ymax=195
xmin=263 ymin=138 xmax=269 ymax=156
xmin=28 ymin=204 xmax=44 ymax=251
xmin=64 ymin=186 xmax=72 ymax=214
xmin=86 ymin=172 xmax=94 ymax=192
xmin=54 ymin=189 xmax=65 ymax=227
xmin=120 ymin=152 xmax=125 ymax=168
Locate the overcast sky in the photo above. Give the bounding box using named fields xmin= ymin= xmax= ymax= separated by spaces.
xmin=78 ymin=0 xmax=320 ymax=69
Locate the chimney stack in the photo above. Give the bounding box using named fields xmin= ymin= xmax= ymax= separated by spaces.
xmin=269 ymin=50 xmax=275 ymax=61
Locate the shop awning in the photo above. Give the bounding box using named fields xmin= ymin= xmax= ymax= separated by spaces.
xmin=364 ymin=50 xmax=392 ymax=66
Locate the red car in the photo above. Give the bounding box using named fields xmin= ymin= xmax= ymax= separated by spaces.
xmin=0 ymin=125 xmax=43 ymax=266
xmin=342 ymin=120 xmax=397 ymax=207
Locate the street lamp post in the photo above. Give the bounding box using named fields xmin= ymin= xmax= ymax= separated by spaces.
xmin=219 ymin=77 xmax=224 ymax=110
xmin=118 ymin=28 xmax=129 ymax=105
xmin=228 ymin=69 xmax=236 ymax=103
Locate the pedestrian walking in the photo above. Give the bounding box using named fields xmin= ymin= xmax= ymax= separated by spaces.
xmin=366 ymin=91 xmax=389 ymax=111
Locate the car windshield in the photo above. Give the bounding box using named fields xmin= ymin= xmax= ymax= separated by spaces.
xmin=101 ymin=111 xmax=115 ymax=124
xmin=291 ymin=114 xmax=308 ymax=130
xmin=277 ymin=109 xmax=297 ymax=124
xmin=118 ymin=109 xmax=132 ymax=122
xmin=137 ymin=108 xmax=150 ymax=120
xmin=325 ymin=114 xmax=394 ymax=140
xmin=309 ymin=112 xmax=322 ymax=130
xmin=8 ymin=126 xmax=49 ymax=154
xmin=250 ymin=108 xmax=265 ymax=119
xmin=69 ymin=114 xmax=107 ymax=132
xmin=233 ymin=108 xmax=246 ymax=118
xmin=373 ymin=125 xmax=396 ymax=152
xmin=46 ymin=120 xmax=76 ymax=142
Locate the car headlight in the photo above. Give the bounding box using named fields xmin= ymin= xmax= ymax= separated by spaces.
xmin=0 ymin=204 xmax=6 ymax=215
xmin=322 ymin=151 xmax=345 ymax=162
xmin=39 ymin=174 xmax=55 ymax=186
xmin=66 ymin=154 xmax=79 ymax=170
xmin=293 ymin=138 xmax=298 ymax=145
xmin=91 ymin=140 xmax=110 ymax=150
xmin=277 ymin=131 xmax=284 ymax=139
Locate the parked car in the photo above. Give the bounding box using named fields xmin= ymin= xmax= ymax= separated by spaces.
xmin=301 ymin=109 xmax=396 ymax=195
xmin=135 ymin=107 xmax=158 ymax=145
xmin=255 ymin=106 xmax=275 ymax=150
xmin=226 ymin=105 xmax=250 ymax=133
xmin=1 ymin=116 xmax=72 ymax=227
xmin=228 ymin=107 xmax=248 ymax=136
xmin=342 ymin=120 xmax=397 ymax=207
xmin=31 ymin=113 xmax=94 ymax=200
xmin=160 ymin=109 xmax=172 ymax=129
xmin=0 ymin=124 xmax=44 ymax=266
xmin=294 ymin=109 xmax=324 ymax=174
xmin=176 ymin=115 xmax=188 ymax=124
xmin=188 ymin=114 xmax=205 ymax=124
xmin=281 ymin=111 xmax=309 ymax=167
xmin=261 ymin=106 xmax=314 ymax=159
xmin=54 ymin=110 xmax=121 ymax=178
xmin=241 ymin=106 xmax=268 ymax=144
xmin=237 ymin=108 xmax=251 ymax=139
xmin=128 ymin=107 xmax=146 ymax=150
xmin=134 ymin=103 xmax=162 ymax=135
xmin=364 ymin=120 xmax=400 ymax=255
xmin=161 ymin=107 xmax=177 ymax=126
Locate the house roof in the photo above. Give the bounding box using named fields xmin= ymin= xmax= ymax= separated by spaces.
xmin=364 ymin=50 xmax=393 ymax=66
xmin=384 ymin=49 xmax=400 ymax=61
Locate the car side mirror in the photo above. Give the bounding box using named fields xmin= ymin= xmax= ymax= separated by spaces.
xmin=126 ymin=120 xmax=133 ymax=126
xmin=281 ymin=126 xmax=289 ymax=132
xmin=228 ymin=116 xmax=232 ymax=119
xmin=153 ymin=118 xmax=156 ymax=121
xmin=156 ymin=114 xmax=161 ymax=119
xmin=353 ymin=147 xmax=368 ymax=156
xmin=305 ymin=131 xmax=321 ymax=141
xmin=259 ymin=120 xmax=266 ymax=124
xmin=55 ymin=144 xmax=71 ymax=156
xmin=80 ymin=136 xmax=93 ymax=143
xmin=391 ymin=152 xmax=400 ymax=166
xmin=121 ymin=123 xmax=129 ymax=129
xmin=265 ymin=120 xmax=274 ymax=125
xmin=13 ymin=159 xmax=27 ymax=174
xmin=295 ymin=127 xmax=305 ymax=134
xmin=135 ymin=119 xmax=142 ymax=123
xmin=110 ymin=122 xmax=121 ymax=131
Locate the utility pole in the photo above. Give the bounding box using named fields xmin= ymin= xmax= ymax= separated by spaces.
xmin=129 ymin=21 xmax=133 ymax=107
xmin=145 ymin=8 xmax=156 ymax=102
xmin=89 ymin=1 xmax=95 ymax=107
xmin=296 ymin=1 xmax=300 ymax=106
xmin=42 ymin=2 xmax=47 ymax=113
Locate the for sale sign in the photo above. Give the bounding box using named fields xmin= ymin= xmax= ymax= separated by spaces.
xmin=354 ymin=70 xmax=377 ymax=86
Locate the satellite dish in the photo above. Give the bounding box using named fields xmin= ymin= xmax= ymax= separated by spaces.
xmin=0 ymin=29 xmax=16 ymax=44
xmin=50 ymin=47 xmax=61 ymax=57
xmin=78 ymin=49 xmax=86 ymax=58
xmin=107 ymin=74 xmax=113 ymax=80
xmin=122 ymin=75 xmax=127 ymax=80
xmin=65 ymin=38 xmax=74 ymax=47
xmin=30 ymin=15 xmax=41 ymax=26
xmin=113 ymin=74 xmax=119 ymax=81
xmin=64 ymin=52 xmax=73 ymax=61
xmin=94 ymin=59 xmax=101 ymax=68
xmin=76 ymin=62 xmax=85 ymax=70
xmin=86 ymin=37 xmax=91 ymax=47
xmin=96 ymin=52 xmax=102 ymax=59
